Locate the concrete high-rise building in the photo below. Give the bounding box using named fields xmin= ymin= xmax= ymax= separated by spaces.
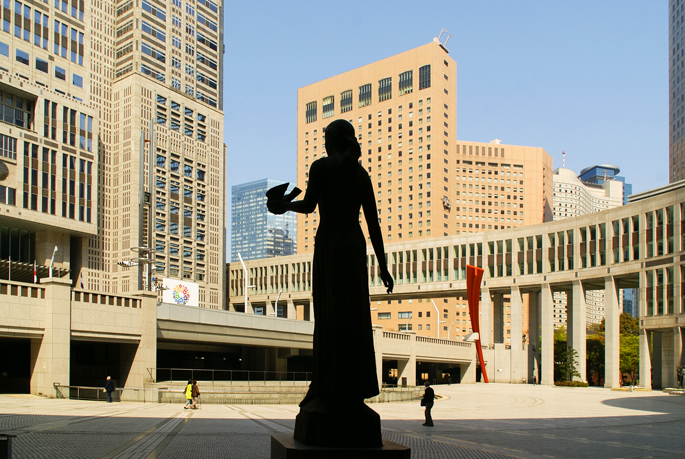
xmin=231 ymin=179 xmax=296 ymax=262
xmin=670 ymin=0 xmax=685 ymax=182
xmin=0 ymin=0 xmax=226 ymax=307
xmin=295 ymin=39 xmax=553 ymax=342
xmin=552 ymin=167 xmax=624 ymax=326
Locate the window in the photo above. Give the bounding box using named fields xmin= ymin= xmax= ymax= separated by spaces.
xmin=142 ymin=42 xmax=165 ymax=63
xmin=171 ymin=78 xmax=181 ymax=90
xmin=196 ymin=51 xmax=217 ymax=69
xmin=378 ymin=77 xmax=392 ymax=102
xmin=196 ymin=72 xmax=217 ymax=89
xmin=15 ymin=49 xmax=29 ymax=65
xmin=35 ymin=58 xmax=48 ymax=73
xmin=172 ymin=36 xmax=181 ymax=49
xmin=197 ymin=31 xmax=218 ymax=51
xmin=340 ymin=89 xmax=352 ymax=113
xmin=0 ymin=42 xmax=8 ymax=56
xmin=184 ymin=164 xmax=192 ymax=177
xmin=185 ymin=43 xmax=194 ymax=56
xmin=322 ymin=95 xmax=334 ymax=118
xmin=72 ymin=73 xmax=83 ymax=87
xmin=142 ymin=20 xmax=166 ymax=42
xmin=419 ymin=65 xmax=431 ymax=90
xmin=172 ymin=57 xmax=181 ymax=68
xmin=399 ymin=70 xmax=413 ymax=96
xmin=305 ymin=101 xmax=317 ymax=123
xmin=141 ymin=64 xmax=165 ymax=82
xmin=378 ymin=312 xmax=391 ymax=319
xmin=197 ymin=12 xmax=217 ymax=31
xmin=197 ymin=170 xmax=205 ymax=180
xmin=197 ymin=0 xmax=218 ymax=13
xmin=398 ymin=311 xmax=412 ymax=319
xmin=142 ymin=0 xmax=166 ymax=21
xmin=359 ymin=83 xmax=372 ymax=107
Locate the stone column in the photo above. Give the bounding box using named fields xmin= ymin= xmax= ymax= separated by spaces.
xmin=569 ymin=280 xmax=587 ymax=381
xmin=397 ymin=331 xmax=417 ymax=386
xmin=30 ymin=277 xmax=72 ymax=397
xmin=540 ymin=283 xmax=554 ymax=385
xmin=493 ymin=293 xmax=504 ymax=344
xmin=286 ymin=299 xmax=296 ymax=320
xmin=528 ymin=291 xmax=540 ymax=384
xmin=652 ymin=331 xmax=663 ymax=389
xmin=510 ymin=286 xmax=523 ymax=351
xmin=639 ymin=328 xmax=652 ymax=389
xmin=480 ymin=287 xmax=492 ymax=347
xmin=372 ymin=325 xmax=384 ymax=390
xmin=122 ymin=291 xmax=157 ymax=401
xmin=604 ymin=276 xmax=620 ymax=388
xmin=308 ymin=299 xmax=315 ymax=322
xmin=265 ymin=300 xmax=274 ymax=317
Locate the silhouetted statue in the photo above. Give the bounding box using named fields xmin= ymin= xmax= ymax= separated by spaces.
xmin=268 ymin=119 xmax=393 ymax=447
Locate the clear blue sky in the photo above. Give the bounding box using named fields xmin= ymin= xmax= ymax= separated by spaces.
xmin=223 ymin=1 xmax=667 ymax=252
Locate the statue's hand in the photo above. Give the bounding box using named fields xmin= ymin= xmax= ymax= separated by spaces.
xmin=267 ymin=199 xmax=287 ymax=215
xmin=381 ymin=269 xmax=394 ymax=294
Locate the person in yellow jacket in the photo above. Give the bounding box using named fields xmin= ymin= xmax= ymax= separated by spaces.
xmin=183 ymin=380 xmax=193 ymax=409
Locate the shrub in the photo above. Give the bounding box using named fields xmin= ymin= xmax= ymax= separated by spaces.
xmin=555 ymin=381 xmax=589 ymax=387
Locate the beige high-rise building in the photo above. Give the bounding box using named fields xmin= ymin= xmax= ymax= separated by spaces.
xmin=0 ymin=0 xmax=226 ymax=307
xmin=296 ymin=39 xmax=552 ymax=343
xmin=670 ymin=0 xmax=685 ymax=182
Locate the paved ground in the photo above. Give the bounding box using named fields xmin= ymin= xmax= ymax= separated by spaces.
xmin=1 ymin=384 xmax=685 ymax=458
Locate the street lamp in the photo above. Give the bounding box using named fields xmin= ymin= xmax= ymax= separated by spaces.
xmin=431 ymin=300 xmax=446 ymax=339
xmin=237 ymin=253 xmax=256 ymax=312
xmin=447 ymin=322 xmax=455 ymax=340
xmin=48 ymin=246 xmax=58 ymax=278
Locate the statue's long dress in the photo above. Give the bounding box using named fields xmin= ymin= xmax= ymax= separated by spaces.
xmin=294 ymin=155 xmax=382 ymax=447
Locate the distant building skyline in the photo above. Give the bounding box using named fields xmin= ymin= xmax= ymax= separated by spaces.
xmin=231 ymin=179 xmax=297 ymax=263
xmin=578 ymin=164 xmax=633 ymax=205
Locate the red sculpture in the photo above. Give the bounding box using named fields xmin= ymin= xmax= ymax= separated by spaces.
xmin=466 ymin=265 xmax=488 ymax=383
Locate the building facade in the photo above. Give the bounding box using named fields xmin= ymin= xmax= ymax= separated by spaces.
xmin=295 ymin=39 xmax=553 ymax=343
xmin=552 ymin=167 xmax=624 ymax=326
xmin=670 ymin=0 xmax=685 ymax=182
xmin=231 ymin=179 xmax=296 ymax=262
xmin=0 ymin=0 xmax=226 ymax=303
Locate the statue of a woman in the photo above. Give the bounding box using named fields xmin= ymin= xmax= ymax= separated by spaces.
xmin=268 ymin=119 xmax=393 ymax=447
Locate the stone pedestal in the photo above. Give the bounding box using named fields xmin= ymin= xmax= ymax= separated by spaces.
xmin=271 ymin=434 xmax=410 ymax=459
xmin=294 ymin=398 xmax=381 ymax=447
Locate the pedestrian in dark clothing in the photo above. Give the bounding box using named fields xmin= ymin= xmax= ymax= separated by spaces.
xmin=422 ymin=382 xmax=434 ymax=426
xmin=191 ymin=380 xmax=200 ymax=409
xmin=104 ymin=376 xmax=115 ymax=403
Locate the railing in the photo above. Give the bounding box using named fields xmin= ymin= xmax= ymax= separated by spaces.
xmin=151 ymin=368 xmax=312 ymax=385
xmin=54 ymin=383 xmax=130 ymax=402
xmin=382 ymin=331 xmax=410 ymax=340
xmin=416 ymin=336 xmax=472 ymax=347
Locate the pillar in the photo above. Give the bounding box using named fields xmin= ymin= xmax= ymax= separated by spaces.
xmin=528 ymin=291 xmax=540 ymax=384
xmin=652 ymin=331 xmax=663 ymax=389
xmin=540 ymin=283 xmax=554 ymax=385
xmin=30 ymin=277 xmax=72 ymax=397
xmin=122 ymin=291 xmax=157 ymax=401
xmin=286 ymin=299 xmax=296 ymax=320
xmin=510 ymin=287 xmax=523 ymax=351
xmin=480 ymin=287 xmax=492 ymax=347
xmin=372 ymin=325 xmax=383 ymax=389
xmin=308 ymin=299 xmax=315 ymax=322
xmin=493 ymin=293 xmax=504 ymax=344
xmin=397 ymin=331 xmax=417 ymax=386
xmin=639 ymin=328 xmax=652 ymax=389
xmin=568 ymin=280 xmax=587 ymax=381
xmin=604 ymin=276 xmax=620 ymax=388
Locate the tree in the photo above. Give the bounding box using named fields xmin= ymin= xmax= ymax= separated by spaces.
xmin=586 ymin=335 xmax=605 ymax=386
xmin=559 ymin=346 xmax=582 ymax=382
xmin=620 ymin=335 xmax=639 ymax=384
xmin=554 ymin=327 xmax=568 ymax=381
xmin=619 ymin=313 xmax=639 ymax=336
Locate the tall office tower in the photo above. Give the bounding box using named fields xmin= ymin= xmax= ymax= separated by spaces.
xmin=296 ymin=39 xmax=553 ymax=342
xmin=670 ymin=0 xmax=685 ymax=182
xmin=231 ymin=179 xmax=297 ymax=262
xmin=0 ymin=0 xmax=226 ymax=308
xmin=552 ymin=167 xmax=624 ymax=326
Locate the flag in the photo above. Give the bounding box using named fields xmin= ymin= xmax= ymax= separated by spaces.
xmin=33 ymin=260 xmax=36 ymax=283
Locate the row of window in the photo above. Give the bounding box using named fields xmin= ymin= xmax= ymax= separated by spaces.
xmin=306 ymin=65 xmax=432 ymax=123
xmin=42 ymin=98 xmax=93 ymax=151
xmin=5 ymin=42 xmax=83 ymax=87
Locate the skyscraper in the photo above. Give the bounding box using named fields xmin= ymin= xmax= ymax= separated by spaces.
xmin=231 ymin=179 xmax=296 ymax=262
xmin=669 ymin=0 xmax=685 ymax=182
xmin=0 ymin=0 xmax=226 ymax=307
xmin=295 ymin=39 xmax=553 ymax=341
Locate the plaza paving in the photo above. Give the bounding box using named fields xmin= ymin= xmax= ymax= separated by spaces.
xmin=1 ymin=384 xmax=684 ymax=458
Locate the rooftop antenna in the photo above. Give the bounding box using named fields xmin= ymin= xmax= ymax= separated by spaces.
xmin=562 ymin=151 xmax=565 ymax=168
xmin=437 ymin=29 xmax=451 ymax=53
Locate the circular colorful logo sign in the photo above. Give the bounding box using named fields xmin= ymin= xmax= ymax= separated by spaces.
xmin=172 ymin=284 xmax=191 ymax=305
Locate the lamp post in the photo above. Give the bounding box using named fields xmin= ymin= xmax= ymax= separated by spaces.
xmin=431 ymin=300 xmax=446 ymax=339
xmin=447 ymin=322 xmax=455 ymax=340
xmin=237 ymin=253 xmax=255 ymax=312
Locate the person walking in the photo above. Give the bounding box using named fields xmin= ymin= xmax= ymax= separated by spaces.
xmin=184 ymin=380 xmax=193 ymax=409
xmin=104 ymin=376 xmax=115 ymax=403
xmin=191 ymin=380 xmax=200 ymax=409
xmin=422 ymin=381 xmax=434 ymax=426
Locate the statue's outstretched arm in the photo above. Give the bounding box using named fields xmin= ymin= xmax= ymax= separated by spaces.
xmin=360 ymin=169 xmax=393 ymax=294
xmin=268 ymin=161 xmax=322 ymax=215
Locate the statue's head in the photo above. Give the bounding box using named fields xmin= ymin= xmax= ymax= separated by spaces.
xmin=324 ymin=119 xmax=359 ymax=158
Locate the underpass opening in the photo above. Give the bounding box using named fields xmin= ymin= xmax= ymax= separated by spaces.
xmin=0 ymin=337 xmax=30 ymax=393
